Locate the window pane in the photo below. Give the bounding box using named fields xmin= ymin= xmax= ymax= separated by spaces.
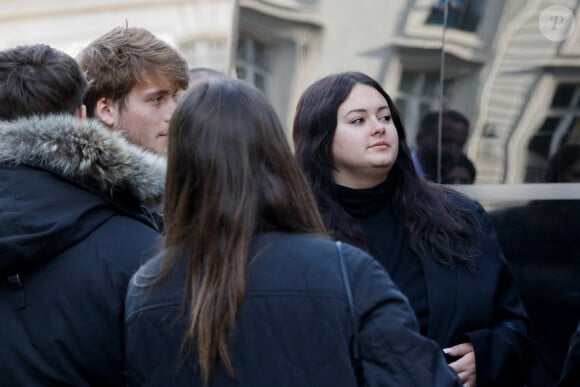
xmin=399 ymin=71 xmax=418 ymax=93
xmin=254 ymin=72 xmax=265 ymax=92
xmin=394 ymin=98 xmax=407 ymax=118
xmin=254 ymin=41 xmax=266 ymax=68
xmin=425 ymin=0 xmax=482 ymax=32
xmin=551 ymin=84 xmax=576 ymax=108
xmin=489 ymin=197 xmax=580 ymax=379
xmin=528 ymin=117 xmax=559 ymax=159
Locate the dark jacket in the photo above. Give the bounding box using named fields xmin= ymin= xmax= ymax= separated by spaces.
xmin=335 ymin=180 xmax=534 ymax=387
xmin=557 ymin=321 xmax=580 ymax=387
xmin=125 ymin=232 xmax=461 ymax=387
xmin=490 ymin=200 xmax=580 ymax=386
xmin=0 ymin=115 xmax=164 ymax=386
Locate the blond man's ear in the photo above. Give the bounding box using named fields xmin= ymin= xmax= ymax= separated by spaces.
xmin=94 ymin=97 xmax=116 ymax=128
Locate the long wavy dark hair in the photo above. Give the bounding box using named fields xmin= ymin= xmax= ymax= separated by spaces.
xmin=292 ymin=71 xmax=479 ymax=265
xmin=157 ymin=79 xmax=327 ymax=384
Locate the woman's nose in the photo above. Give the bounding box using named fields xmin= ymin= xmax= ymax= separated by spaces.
xmin=371 ymin=117 xmax=386 ymax=134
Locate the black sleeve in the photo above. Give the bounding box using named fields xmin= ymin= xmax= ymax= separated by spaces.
xmin=343 ymin=244 xmax=461 ymax=387
xmin=557 ymin=321 xmax=580 ymax=387
xmin=465 ymin=204 xmax=535 ymax=386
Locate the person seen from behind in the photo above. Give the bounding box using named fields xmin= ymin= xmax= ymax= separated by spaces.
xmin=0 ymin=44 xmax=164 ymax=385
xmin=124 ymin=79 xmax=462 ymax=387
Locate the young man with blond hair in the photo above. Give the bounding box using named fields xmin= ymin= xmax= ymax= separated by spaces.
xmin=78 ymin=26 xmax=189 ymax=155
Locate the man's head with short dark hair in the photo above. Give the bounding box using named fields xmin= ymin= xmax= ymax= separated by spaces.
xmin=188 ymin=67 xmax=225 ymax=90
xmin=0 ymin=44 xmax=87 ymax=121
xmin=416 ymin=109 xmax=470 ymax=181
xmin=443 ymin=153 xmax=476 ymax=184
xmin=77 ymin=26 xmax=189 ymax=155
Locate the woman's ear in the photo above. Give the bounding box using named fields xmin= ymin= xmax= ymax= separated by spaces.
xmin=94 ymin=97 xmax=116 ymax=128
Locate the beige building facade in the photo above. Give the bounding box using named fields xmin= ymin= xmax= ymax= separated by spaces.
xmin=2 ymin=0 xmax=578 ymax=185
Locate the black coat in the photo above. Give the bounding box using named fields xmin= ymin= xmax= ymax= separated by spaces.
xmin=335 ymin=181 xmax=534 ymax=387
xmin=0 ymin=115 xmax=164 ymax=386
xmin=125 ymin=232 xmax=461 ymax=387
xmin=490 ymin=200 xmax=580 ymax=386
xmin=557 ymin=321 xmax=580 ymax=387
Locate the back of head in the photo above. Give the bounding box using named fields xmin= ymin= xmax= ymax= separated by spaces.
xmin=418 ymin=109 xmax=469 ymax=137
xmin=188 ymin=67 xmax=225 ymax=90
xmin=163 ymin=78 xmax=325 ymax=383
xmin=165 ymin=78 xmax=325 ymax=247
xmin=77 ymin=26 xmax=189 ymax=117
xmin=0 ymin=44 xmax=87 ymax=120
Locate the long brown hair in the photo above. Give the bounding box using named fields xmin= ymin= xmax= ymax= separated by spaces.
xmin=157 ymin=79 xmax=326 ymax=384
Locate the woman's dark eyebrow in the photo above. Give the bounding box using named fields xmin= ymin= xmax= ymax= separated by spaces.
xmin=343 ymin=108 xmax=366 ymax=117
xmin=343 ymin=105 xmax=390 ymax=118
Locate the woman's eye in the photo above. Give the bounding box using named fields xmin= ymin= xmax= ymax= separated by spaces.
xmin=351 ymin=118 xmax=364 ymax=124
xmin=380 ymin=115 xmax=391 ymax=122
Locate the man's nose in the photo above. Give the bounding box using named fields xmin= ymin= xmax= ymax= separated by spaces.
xmin=164 ymin=98 xmax=177 ymax=122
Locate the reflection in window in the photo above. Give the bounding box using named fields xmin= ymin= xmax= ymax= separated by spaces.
xmin=236 ymin=36 xmax=269 ymax=93
xmin=425 ymin=0 xmax=484 ymax=32
xmin=526 ymin=83 xmax=580 ymax=182
xmin=489 ymin=197 xmax=580 ymax=384
xmin=552 ymin=84 xmax=577 ymax=108
xmin=395 ymin=70 xmax=449 ymax=142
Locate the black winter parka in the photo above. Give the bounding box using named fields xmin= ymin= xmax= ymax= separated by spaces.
xmin=0 ymin=115 xmax=164 ymax=386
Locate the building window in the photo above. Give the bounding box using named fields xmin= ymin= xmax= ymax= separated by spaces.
xmin=425 ymin=0 xmax=484 ymax=32
xmin=236 ymin=36 xmax=269 ymax=93
xmin=395 ymin=70 xmax=449 ymax=143
xmin=526 ymin=83 xmax=580 ymax=182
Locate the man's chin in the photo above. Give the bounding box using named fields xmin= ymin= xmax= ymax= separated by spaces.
xmin=148 ymin=136 xmax=168 ymax=156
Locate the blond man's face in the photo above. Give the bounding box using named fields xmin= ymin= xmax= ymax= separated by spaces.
xmin=111 ymin=80 xmax=180 ymax=155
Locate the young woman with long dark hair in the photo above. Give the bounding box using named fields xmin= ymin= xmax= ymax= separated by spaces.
xmin=292 ymin=71 xmax=534 ymax=387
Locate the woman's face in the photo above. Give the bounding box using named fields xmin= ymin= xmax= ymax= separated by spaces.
xmin=331 ymin=83 xmax=399 ymax=188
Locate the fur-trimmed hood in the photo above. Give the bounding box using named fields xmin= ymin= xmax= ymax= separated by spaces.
xmin=0 ymin=114 xmax=165 ymax=272
xmin=0 ymin=114 xmax=166 ymax=203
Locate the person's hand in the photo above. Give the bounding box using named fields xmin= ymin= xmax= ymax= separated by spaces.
xmin=444 ymin=342 xmax=476 ymax=387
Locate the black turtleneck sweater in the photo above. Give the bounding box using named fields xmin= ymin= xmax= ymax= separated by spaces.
xmin=335 ymin=178 xmax=429 ymax=336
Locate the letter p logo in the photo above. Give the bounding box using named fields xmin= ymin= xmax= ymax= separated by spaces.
xmin=539 ymin=5 xmax=575 ymax=42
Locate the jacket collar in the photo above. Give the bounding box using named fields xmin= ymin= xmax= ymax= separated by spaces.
xmin=0 ymin=114 xmax=165 ymax=204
